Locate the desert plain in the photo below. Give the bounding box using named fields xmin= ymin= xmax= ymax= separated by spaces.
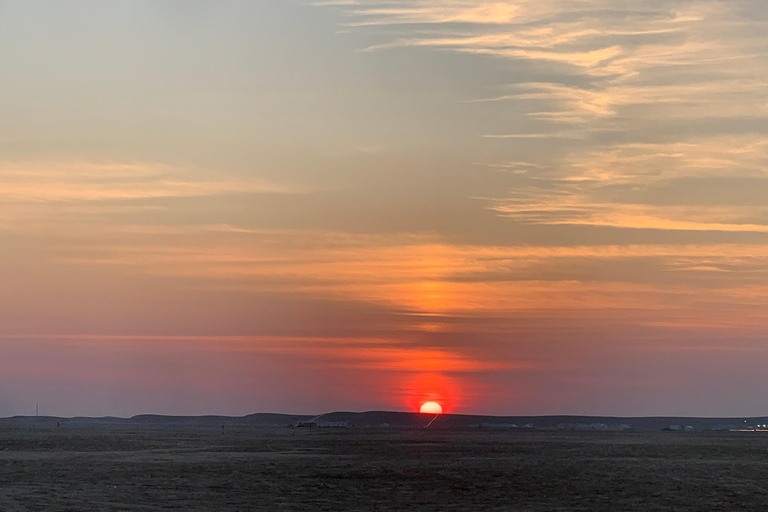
xmin=2 ymin=423 xmax=768 ymax=511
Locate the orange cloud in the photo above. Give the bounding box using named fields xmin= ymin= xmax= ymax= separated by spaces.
xmin=30 ymin=224 xmax=768 ymax=324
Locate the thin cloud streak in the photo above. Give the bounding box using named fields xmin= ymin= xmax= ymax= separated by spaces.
xmin=0 ymin=333 xmax=521 ymax=381
xmin=491 ymin=191 xmax=768 ymax=232
xmin=0 ymin=161 xmax=296 ymax=203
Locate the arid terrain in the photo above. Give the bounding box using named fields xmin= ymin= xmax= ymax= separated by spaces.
xmin=2 ymin=425 xmax=768 ymax=511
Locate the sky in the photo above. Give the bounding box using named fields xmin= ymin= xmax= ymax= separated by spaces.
xmin=3 ymin=0 xmax=768 ymax=418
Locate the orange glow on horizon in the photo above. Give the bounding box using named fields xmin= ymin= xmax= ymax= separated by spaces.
xmin=403 ymin=372 xmax=459 ymax=414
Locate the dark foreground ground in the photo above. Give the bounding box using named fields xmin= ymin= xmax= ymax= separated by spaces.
xmin=2 ymin=426 xmax=768 ymax=511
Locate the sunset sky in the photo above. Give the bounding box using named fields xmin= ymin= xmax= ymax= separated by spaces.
xmin=4 ymin=0 xmax=768 ymax=418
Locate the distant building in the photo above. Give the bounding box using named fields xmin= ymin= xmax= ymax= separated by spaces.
xmin=558 ymin=423 xmax=632 ymax=431
xmin=317 ymin=421 xmax=348 ymax=428
xmin=712 ymin=425 xmax=736 ymax=431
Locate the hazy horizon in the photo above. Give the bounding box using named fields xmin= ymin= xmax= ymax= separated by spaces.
xmin=4 ymin=0 xmax=768 ymax=418
xmin=10 ymin=408 xmax=768 ymax=421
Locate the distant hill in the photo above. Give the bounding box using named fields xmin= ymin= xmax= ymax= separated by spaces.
xmin=129 ymin=413 xmax=313 ymax=426
xmin=1 ymin=412 xmax=766 ymax=431
xmin=0 ymin=413 xmax=313 ymax=428
xmin=309 ymin=412 xmax=768 ymax=431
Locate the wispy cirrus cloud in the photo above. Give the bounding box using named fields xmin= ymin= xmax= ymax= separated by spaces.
xmin=334 ymin=0 xmax=734 ymax=80
xmin=474 ymin=79 xmax=768 ymax=126
xmin=493 ymin=192 xmax=768 ymax=233
xmin=321 ymin=0 xmax=768 ymax=235
xmin=0 ymin=160 xmax=294 ymax=203
xmin=562 ymin=137 xmax=768 ymax=183
xmin=488 ymin=133 xmax=768 ymax=232
xmin=0 ymin=160 xmax=299 ymax=234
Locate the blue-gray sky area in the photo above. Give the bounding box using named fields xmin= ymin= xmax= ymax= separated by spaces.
xmin=3 ymin=0 xmax=768 ymax=417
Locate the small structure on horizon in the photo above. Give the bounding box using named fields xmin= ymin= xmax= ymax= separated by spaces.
xmin=481 ymin=423 xmax=519 ymax=429
xmin=317 ymin=421 xmax=348 ymax=428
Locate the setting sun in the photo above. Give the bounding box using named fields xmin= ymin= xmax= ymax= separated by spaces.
xmin=420 ymin=401 xmax=443 ymax=415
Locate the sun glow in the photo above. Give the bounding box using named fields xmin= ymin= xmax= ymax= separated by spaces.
xmin=420 ymin=401 xmax=443 ymax=414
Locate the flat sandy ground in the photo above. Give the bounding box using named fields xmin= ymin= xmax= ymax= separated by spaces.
xmin=2 ymin=426 xmax=768 ymax=511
